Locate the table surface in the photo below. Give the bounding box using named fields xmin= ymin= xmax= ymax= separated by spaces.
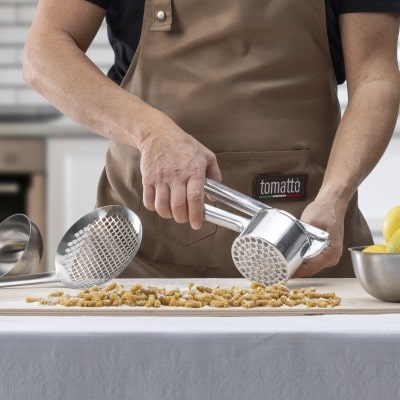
xmin=1 ymin=278 xmax=400 ymax=400
xmin=1 ymin=277 xmax=400 ymax=316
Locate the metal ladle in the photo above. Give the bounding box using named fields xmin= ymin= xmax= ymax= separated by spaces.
xmin=203 ymin=178 xmax=329 ymax=285
xmin=0 ymin=214 xmax=43 ymax=278
xmin=0 ymin=205 xmax=142 ymax=289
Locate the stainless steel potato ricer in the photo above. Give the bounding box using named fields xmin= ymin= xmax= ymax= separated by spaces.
xmin=203 ymin=178 xmax=329 ymax=285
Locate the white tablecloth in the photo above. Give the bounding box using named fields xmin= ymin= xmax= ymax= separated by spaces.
xmin=1 ymin=314 xmax=400 ymax=400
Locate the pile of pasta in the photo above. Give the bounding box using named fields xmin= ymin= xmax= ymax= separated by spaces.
xmin=26 ymin=281 xmax=341 ymax=309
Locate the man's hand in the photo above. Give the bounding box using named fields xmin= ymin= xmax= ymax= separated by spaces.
xmin=137 ymin=110 xmax=222 ymax=230
xmin=293 ymin=196 xmax=345 ymax=277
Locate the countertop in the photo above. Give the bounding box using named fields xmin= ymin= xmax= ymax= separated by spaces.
xmin=0 ymin=115 xmax=96 ymax=138
xmin=1 ymin=277 xmax=400 ymax=316
xmin=1 ymin=113 xmax=399 ymax=138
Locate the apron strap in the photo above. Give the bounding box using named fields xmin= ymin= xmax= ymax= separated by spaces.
xmin=151 ymin=0 xmax=173 ymax=31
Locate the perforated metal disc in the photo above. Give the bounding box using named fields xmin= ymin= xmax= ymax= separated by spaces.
xmin=57 ymin=210 xmax=142 ymax=288
xmin=232 ymin=236 xmax=288 ymax=285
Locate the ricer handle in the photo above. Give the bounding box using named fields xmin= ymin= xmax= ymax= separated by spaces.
xmin=205 ymin=178 xmax=270 ymax=216
xmin=301 ymin=224 xmax=330 ymax=259
xmin=0 ymin=272 xmax=57 ymax=287
xmin=203 ymin=204 xmax=249 ymax=233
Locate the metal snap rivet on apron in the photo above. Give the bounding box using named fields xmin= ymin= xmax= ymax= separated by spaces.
xmin=156 ymin=11 xmax=167 ymax=22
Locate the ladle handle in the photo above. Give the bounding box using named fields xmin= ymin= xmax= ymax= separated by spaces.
xmin=0 ymin=272 xmax=57 ymax=287
xmin=204 ymin=204 xmax=249 ymax=233
xmin=205 ymin=178 xmax=269 ymax=216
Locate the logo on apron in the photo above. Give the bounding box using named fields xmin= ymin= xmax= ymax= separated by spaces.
xmin=253 ymin=174 xmax=308 ymax=201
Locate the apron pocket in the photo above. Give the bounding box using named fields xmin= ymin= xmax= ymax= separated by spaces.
xmin=156 ymin=199 xmax=217 ymax=246
xmin=153 ymin=149 xmax=323 ymax=253
xmin=222 ymin=149 xmax=324 ymax=219
xmin=154 ymin=152 xmax=230 ymax=247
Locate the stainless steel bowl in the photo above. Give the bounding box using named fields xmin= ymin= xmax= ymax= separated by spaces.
xmin=0 ymin=214 xmax=43 ymax=277
xmin=349 ymin=246 xmax=400 ymax=302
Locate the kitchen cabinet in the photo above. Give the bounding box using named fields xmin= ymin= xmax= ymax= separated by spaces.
xmin=46 ymin=137 xmax=110 ymax=270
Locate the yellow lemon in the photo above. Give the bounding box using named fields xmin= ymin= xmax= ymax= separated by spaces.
xmin=362 ymin=244 xmax=387 ymax=253
xmin=383 ymin=205 xmax=400 ymax=243
xmin=387 ymin=229 xmax=400 ymax=253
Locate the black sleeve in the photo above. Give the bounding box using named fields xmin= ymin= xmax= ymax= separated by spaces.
xmin=339 ymin=0 xmax=400 ymax=13
xmin=84 ymin=0 xmax=110 ymax=11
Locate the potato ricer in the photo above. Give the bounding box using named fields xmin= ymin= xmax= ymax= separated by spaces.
xmin=203 ymin=178 xmax=329 ymax=285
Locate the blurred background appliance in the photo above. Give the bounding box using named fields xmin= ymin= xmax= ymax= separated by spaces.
xmin=0 ymin=137 xmax=46 ymax=272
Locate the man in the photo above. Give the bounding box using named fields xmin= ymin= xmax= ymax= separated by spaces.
xmin=23 ymin=1 xmax=400 ymax=278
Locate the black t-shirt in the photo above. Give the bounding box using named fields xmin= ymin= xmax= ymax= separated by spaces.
xmin=86 ymin=0 xmax=400 ymax=85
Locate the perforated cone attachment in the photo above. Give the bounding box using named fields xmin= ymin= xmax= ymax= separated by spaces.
xmin=60 ymin=213 xmax=141 ymax=288
xmin=231 ymin=236 xmax=288 ymax=285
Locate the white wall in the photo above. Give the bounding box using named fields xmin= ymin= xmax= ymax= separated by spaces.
xmin=0 ymin=0 xmax=112 ymax=107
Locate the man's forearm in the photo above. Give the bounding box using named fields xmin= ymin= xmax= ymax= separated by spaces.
xmin=23 ymin=28 xmax=153 ymax=149
xmin=317 ymin=77 xmax=400 ymax=212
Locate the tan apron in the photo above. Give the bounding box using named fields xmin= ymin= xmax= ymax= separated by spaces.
xmin=97 ymin=0 xmax=373 ymax=278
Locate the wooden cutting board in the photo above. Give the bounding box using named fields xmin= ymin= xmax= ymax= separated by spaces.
xmin=0 ymin=278 xmax=399 ymax=316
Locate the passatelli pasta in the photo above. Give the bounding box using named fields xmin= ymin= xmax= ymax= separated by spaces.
xmin=26 ymin=281 xmax=341 ymax=309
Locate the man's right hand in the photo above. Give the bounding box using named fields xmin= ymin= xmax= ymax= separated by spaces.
xmin=137 ymin=109 xmax=222 ymax=230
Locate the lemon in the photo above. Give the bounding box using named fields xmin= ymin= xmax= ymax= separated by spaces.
xmin=362 ymin=244 xmax=387 ymax=253
xmin=387 ymin=229 xmax=400 ymax=253
xmin=383 ymin=205 xmax=400 ymax=243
